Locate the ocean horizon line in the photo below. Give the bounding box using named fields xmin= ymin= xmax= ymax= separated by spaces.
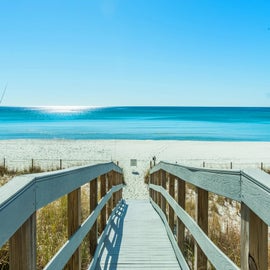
xmin=1 ymin=106 xmax=270 ymax=141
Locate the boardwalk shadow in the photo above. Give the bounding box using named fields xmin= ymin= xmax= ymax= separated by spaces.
xmin=94 ymin=201 xmax=128 ymax=270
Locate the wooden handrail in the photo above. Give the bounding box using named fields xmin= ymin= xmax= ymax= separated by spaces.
xmin=0 ymin=162 xmax=124 ymax=269
xmin=149 ymin=161 xmax=269 ymax=270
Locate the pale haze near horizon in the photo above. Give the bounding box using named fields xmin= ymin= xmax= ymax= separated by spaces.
xmin=0 ymin=1 xmax=269 ymax=107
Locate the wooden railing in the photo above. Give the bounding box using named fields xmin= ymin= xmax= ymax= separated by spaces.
xmin=0 ymin=162 xmax=124 ymax=270
xmin=149 ymin=161 xmax=270 ymax=270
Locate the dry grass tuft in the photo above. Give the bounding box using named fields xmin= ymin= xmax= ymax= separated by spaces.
xmin=0 ymin=169 xmax=93 ymax=269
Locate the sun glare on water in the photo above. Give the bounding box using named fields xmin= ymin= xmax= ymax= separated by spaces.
xmin=38 ymin=106 xmax=100 ymax=113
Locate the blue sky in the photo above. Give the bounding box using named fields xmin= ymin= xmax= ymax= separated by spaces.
xmin=0 ymin=0 xmax=269 ymax=106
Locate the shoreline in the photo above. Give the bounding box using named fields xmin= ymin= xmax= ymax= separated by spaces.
xmin=1 ymin=139 xmax=270 ymax=199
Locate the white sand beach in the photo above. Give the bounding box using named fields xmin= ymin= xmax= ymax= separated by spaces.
xmin=1 ymin=140 xmax=270 ymax=199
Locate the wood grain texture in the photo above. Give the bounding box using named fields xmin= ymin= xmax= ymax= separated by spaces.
xmin=9 ymin=212 xmax=36 ymax=270
xmin=150 ymin=162 xmax=241 ymax=201
xmin=168 ymin=174 xmax=175 ymax=232
xmin=150 ymin=199 xmax=190 ymax=270
xmin=92 ymin=200 xmax=183 ymax=270
xmin=149 ymin=184 xmax=239 ymax=270
xmin=90 ymin=178 xmax=98 ymax=256
xmin=240 ymin=202 xmax=249 ymax=270
xmin=66 ymin=188 xmax=81 ymax=270
xmin=44 ymin=184 xmax=123 ymax=270
xmin=99 ymin=174 xmax=107 ymax=232
xmin=241 ymin=173 xmax=270 ymax=226
xmin=195 ymin=187 xmax=208 ymax=270
xmin=177 ymin=177 xmax=185 ymax=253
xmin=0 ymin=162 xmax=122 ymax=248
xmin=160 ymin=169 xmax=167 ymax=215
xmin=249 ymin=210 xmax=268 ymax=270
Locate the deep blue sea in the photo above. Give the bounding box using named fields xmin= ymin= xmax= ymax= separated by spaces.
xmin=0 ymin=106 xmax=270 ymax=141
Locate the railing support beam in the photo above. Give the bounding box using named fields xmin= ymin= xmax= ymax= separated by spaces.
xmin=107 ymin=172 xmax=113 ymax=218
xmin=177 ymin=178 xmax=185 ymax=252
xmin=249 ymin=210 xmax=268 ymax=270
xmin=89 ymin=178 xmax=98 ymax=257
xmin=66 ymin=188 xmax=81 ymax=270
xmin=99 ymin=174 xmax=107 ymax=232
xmin=9 ymin=213 xmax=36 ymax=270
xmin=160 ymin=170 xmax=167 ymax=216
xmin=241 ymin=202 xmax=249 ymax=270
xmin=168 ymin=174 xmax=175 ymax=232
xmin=195 ymin=187 xmax=208 ymax=270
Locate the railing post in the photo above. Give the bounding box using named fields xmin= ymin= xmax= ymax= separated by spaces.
xmin=195 ymin=187 xmax=208 ymax=270
xmin=160 ymin=170 xmax=166 ymax=215
xmin=168 ymin=174 xmax=175 ymax=232
xmin=67 ymin=188 xmax=81 ymax=270
xmin=107 ymin=172 xmax=113 ymax=218
xmin=117 ymin=172 xmax=122 ymax=203
xmin=100 ymin=174 xmax=107 ymax=232
xmin=119 ymin=173 xmax=123 ymax=199
xmin=177 ymin=177 xmax=185 ymax=252
xmin=241 ymin=202 xmax=249 ymax=270
xmin=153 ymin=172 xmax=157 ymax=203
xmin=157 ymin=170 xmax=161 ymax=208
xmin=9 ymin=213 xmax=36 ymax=270
xmin=149 ymin=173 xmax=152 ymax=199
xmin=89 ymin=178 xmax=98 ymax=257
xmin=112 ymin=171 xmax=117 ymax=208
xmin=249 ymin=210 xmax=268 ymax=270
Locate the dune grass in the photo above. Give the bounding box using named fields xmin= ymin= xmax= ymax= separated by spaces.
xmin=1 ymin=167 xmax=269 ymax=269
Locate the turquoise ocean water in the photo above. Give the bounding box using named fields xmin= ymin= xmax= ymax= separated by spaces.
xmin=0 ymin=106 xmax=270 ymax=141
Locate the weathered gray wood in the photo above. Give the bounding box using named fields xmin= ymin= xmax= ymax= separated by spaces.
xmin=44 ymin=184 xmax=123 ymax=270
xmin=153 ymin=172 xmax=157 ymax=203
xmin=9 ymin=212 xmax=36 ymax=270
xmin=36 ymin=163 xmax=122 ymax=210
xmin=176 ymin=177 xmax=185 ymax=252
xmin=149 ymin=173 xmax=153 ymax=199
xmin=241 ymin=169 xmax=270 ymax=226
xmin=240 ymin=202 xmax=249 ymax=270
xmin=249 ymin=210 xmax=268 ymax=270
xmin=90 ymin=178 xmax=98 ymax=257
xmin=150 ymin=199 xmax=190 ymax=270
xmin=66 ymin=188 xmax=81 ymax=270
xmin=195 ymin=187 xmax=208 ymax=270
xmin=107 ymin=171 xmax=113 ymax=218
xmin=88 ymin=201 xmax=125 ymax=270
xmin=150 ymin=162 xmax=241 ymax=201
xmin=149 ymin=184 xmax=239 ymax=270
xmin=168 ymin=174 xmax=175 ymax=232
xmin=0 ymin=162 xmax=122 ymax=248
xmin=0 ymin=175 xmax=36 ymax=247
xmin=160 ymin=170 xmax=167 ymax=215
xmin=99 ymin=174 xmax=107 ymax=232
xmin=92 ymin=200 xmax=182 ymax=270
xmin=156 ymin=171 xmax=161 ymax=208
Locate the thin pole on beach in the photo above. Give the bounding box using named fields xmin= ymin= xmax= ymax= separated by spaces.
xmin=3 ymin=158 xmax=5 ymax=169
xmin=261 ymin=162 xmax=264 ymax=170
xmin=31 ymin=159 xmax=34 ymax=171
xmin=60 ymin=159 xmax=63 ymax=170
xmin=230 ymin=162 xmax=233 ymax=169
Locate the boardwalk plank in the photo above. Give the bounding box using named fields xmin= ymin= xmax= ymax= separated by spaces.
xmin=92 ymin=200 xmax=181 ymax=270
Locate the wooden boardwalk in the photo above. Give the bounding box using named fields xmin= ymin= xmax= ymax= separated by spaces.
xmin=91 ymin=200 xmax=181 ymax=270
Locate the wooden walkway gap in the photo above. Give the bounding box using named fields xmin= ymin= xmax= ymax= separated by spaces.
xmin=90 ymin=200 xmax=181 ymax=270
